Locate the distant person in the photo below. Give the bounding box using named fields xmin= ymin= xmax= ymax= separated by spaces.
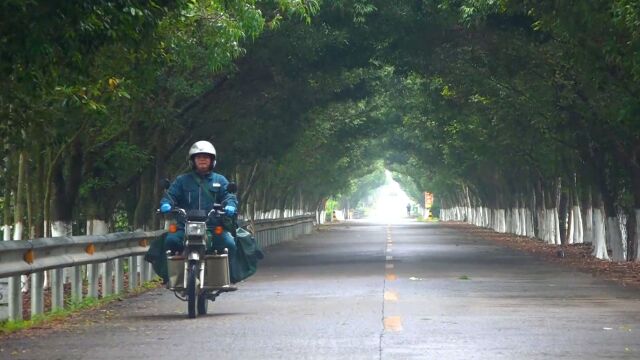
xmin=406 ymin=203 xmax=411 ymax=217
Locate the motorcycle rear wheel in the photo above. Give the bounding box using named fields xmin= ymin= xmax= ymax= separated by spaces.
xmin=187 ymin=262 xmax=197 ymax=319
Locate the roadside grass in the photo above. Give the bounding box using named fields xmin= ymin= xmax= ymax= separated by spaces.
xmin=0 ymin=278 xmax=162 ymax=335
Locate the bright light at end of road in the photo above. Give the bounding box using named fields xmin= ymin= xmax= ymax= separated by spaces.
xmin=368 ymin=170 xmax=413 ymax=221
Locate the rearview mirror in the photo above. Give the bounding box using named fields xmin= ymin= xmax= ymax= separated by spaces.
xmin=161 ymin=178 xmax=171 ymax=190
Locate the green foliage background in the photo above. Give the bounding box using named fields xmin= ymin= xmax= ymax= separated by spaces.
xmin=1 ymin=0 xmax=639 ymax=243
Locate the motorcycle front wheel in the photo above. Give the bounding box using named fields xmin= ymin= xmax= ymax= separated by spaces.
xmin=187 ymin=261 xmax=197 ymax=319
xmin=197 ymin=292 xmax=208 ymax=315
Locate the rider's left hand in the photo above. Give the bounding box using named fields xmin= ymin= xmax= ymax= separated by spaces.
xmin=224 ymin=205 xmax=237 ymax=216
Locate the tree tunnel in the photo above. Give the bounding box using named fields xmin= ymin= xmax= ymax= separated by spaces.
xmin=1 ymin=1 xmax=639 ymax=263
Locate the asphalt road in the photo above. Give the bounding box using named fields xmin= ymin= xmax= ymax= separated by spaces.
xmin=2 ymin=220 xmax=640 ymax=359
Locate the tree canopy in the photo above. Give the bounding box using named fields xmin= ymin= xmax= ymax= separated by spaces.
xmin=1 ymin=0 xmax=639 ymax=259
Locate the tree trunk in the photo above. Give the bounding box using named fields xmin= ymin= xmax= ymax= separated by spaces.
xmin=50 ymin=139 xmax=83 ymax=233
xmin=2 ymin=152 xmax=12 ymax=241
xmin=9 ymin=151 xmax=26 ymax=320
xmin=583 ymin=190 xmax=594 ymax=244
xmin=627 ymin=210 xmax=637 ymax=261
xmin=634 ymin=209 xmax=640 ymax=261
xmin=631 ymin=157 xmax=640 ymax=261
xmin=606 ymin=216 xmax=626 ymax=261
xmin=33 ymin=149 xmax=45 ymax=238
xmin=13 ymin=152 xmax=25 ymax=240
xmin=592 ymin=191 xmax=609 ymax=260
xmin=559 ymin=190 xmax=569 ymax=245
xmin=571 ymin=205 xmax=583 ymax=244
xmin=133 ymin=168 xmax=153 ymax=230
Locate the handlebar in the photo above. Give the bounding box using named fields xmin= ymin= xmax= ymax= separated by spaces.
xmin=157 ymin=204 xmax=226 ymax=219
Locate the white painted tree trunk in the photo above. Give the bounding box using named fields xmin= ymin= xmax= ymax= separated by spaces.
xmin=474 ymin=207 xmax=482 ymax=226
xmin=504 ymin=209 xmax=511 ymax=233
xmin=592 ymin=208 xmax=609 ymax=260
xmin=553 ymin=208 xmax=561 ymax=245
xmin=13 ymin=223 xmax=23 ymax=240
xmin=544 ymin=209 xmax=552 ymax=243
xmin=51 ymin=221 xmax=72 ymax=237
xmin=0 ymin=225 xmax=8 ymax=321
xmin=498 ymin=209 xmax=507 ymax=233
xmin=607 ymin=216 xmax=626 ymax=261
xmin=567 ymin=208 xmax=574 ymax=244
xmin=526 ymin=208 xmax=536 ymax=238
xmin=491 ymin=209 xmax=498 ymax=231
xmin=87 ymin=219 xmax=108 ymax=235
xmin=517 ymin=208 xmax=524 ymax=236
xmin=583 ymin=206 xmax=594 ymax=243
xmin=87 ymin=219 xmax=108 ymax=298
xmin=571 ymin=206 xmax=583 ymax=244
xmin=2 ymin=225 xmax=10 ymax=241
xmin=537 ymin=209 xmax=546 ymax=242
xmin=507 ymin=208 xmax=516 ymax=234
xmin=51 ymin=221 xmax=73 ymax=282
xmin=8 ymin=221 xmax=24 ymax=320
xmin=635 ymin=210 xmax=640 ymax=261
xmin=540 ymin=208 xmax=561 ymax=245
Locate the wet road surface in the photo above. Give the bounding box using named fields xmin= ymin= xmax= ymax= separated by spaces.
xmin=2 ymin=220 xmax=640 ymax=359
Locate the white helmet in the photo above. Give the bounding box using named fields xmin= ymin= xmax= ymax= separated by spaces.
xmin=188 ymin=140 xmax=217 ymax=169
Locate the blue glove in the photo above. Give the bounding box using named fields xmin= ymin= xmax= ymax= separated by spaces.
xmin=224 ymin=205 xmax=237 ymax=216
xmin=160 ymin=203 xmax=172 ymax=213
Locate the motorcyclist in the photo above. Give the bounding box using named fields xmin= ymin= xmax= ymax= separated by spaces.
xmin=159 ymin=140 xmax=239 ymax=281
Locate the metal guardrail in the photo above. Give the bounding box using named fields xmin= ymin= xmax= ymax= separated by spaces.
xmin=252 ymin=215 xmax=315 ymax=248
xmin=0 ymin=216 xmax=315 ymax=322
xmin=0 ymin=231 xmax=163 ymax=279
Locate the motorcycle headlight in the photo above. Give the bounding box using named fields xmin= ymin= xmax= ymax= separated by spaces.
xmin=186 ymin=222 xmax=206 ymax=236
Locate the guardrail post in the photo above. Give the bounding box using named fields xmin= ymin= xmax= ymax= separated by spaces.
xmin=140 ymin=257 xmax=149 ymax=283
xmin=88 ymin=263 xmax=99 ymax=298
xmin=114 ymin=258 xmax=124 ymax=294
xmin=128 ymin=256 xmax=138 ymax=290
xmin=8 ymin=275 xmax=22 ymax=321
xmin=102 ymin=261 xmax=113 ymax=297
xmin=71 ymin=266 xmax=83 ymax=302
xmin=51 ymin=268 xmax=64 ymax=310
xmin=31 ymin=272 xmax=44 ymax=316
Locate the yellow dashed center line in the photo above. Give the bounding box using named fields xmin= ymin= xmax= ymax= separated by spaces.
xmin=384 ymin=226 xmax=402 ymax=332
xmin=384 ymin=316 xmax=403 ymax=332
xmin=384 ymin=290 xmax=398 ymax=301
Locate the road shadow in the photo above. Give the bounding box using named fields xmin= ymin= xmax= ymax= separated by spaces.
xmin=128 ymin=312 xmax=247 ymax=321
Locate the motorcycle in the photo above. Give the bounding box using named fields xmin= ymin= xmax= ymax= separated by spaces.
xmin=163 ymin=203 xmax=236 ymax=318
